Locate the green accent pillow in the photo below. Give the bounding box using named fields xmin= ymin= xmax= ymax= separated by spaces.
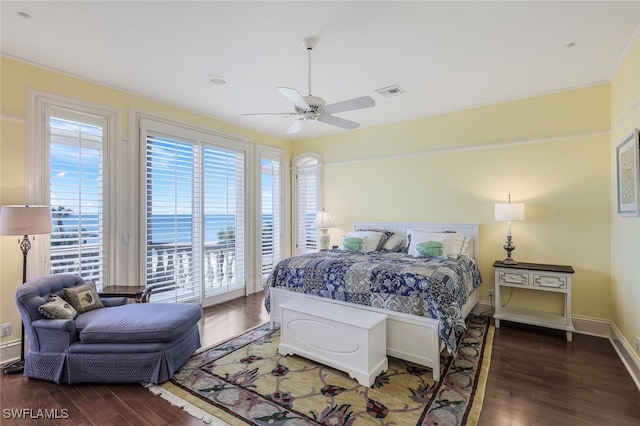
xmin=38 ymin=295 xmax=77 ymax=320
xmin=343 ymin=236 xmax=364 ymax=252
xmin=63 ymin=281 xmax=104 ymax=314
xmin=416 ymin=241 xmax=444 ymax=257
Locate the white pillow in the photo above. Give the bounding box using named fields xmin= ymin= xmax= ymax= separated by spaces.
xmin=407 ymin=230 xmax=448 ymax=257
xmin=407 ymin=230 xmax=467 ymax=257
xmin=445 ymin=233 xmax=467 ymax=256
xmin=342 ymin=231 xmax=384 ymax=252
xmin=460 ymin=236 xmax=473 ymax=256
xmin=382 ymin=233 xmax=404 ymax=251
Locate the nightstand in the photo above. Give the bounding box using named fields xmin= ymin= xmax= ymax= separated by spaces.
xmin=493 ymin=260 xmax=575 ymax=341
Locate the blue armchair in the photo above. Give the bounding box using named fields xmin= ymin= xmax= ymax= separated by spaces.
xmin=15 ymin=274 xmax=201 ymax=384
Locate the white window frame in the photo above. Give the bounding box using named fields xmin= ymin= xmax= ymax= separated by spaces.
xmin=27 ymin=90 xmax=120 ymax=284
xmin=135 ymin=112 xmax=250 ymax=306
xmin=292 ymin=153 xmax=321 ymax=255
xmin=256 ymin=145 xmax=286 ymax=287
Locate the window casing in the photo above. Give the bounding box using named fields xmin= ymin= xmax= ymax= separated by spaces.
xmin=29 ymin=93 xmax=117 ymax=287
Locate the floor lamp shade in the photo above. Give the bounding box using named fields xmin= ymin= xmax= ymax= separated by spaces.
xmin=312 ymin=209 xmax=335 ymax=251
xmin=0 ymin=205 xmax=52 ymax=375
xmin=0 ymin=205 xmax=53 ymax=236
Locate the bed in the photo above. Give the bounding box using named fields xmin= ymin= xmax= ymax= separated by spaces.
xmin=264 ymin=222 xmax=482 ymax=381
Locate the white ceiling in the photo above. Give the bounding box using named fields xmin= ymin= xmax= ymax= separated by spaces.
xmin=2 ymin=1 xmax=639 ymax=140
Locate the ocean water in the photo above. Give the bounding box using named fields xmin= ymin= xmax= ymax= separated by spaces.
xmin=149 ymin=214 xmax=241 ymax=244
xmin=51 ymin=213 xmax=272 ymax=244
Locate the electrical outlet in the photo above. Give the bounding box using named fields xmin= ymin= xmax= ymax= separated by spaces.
xmin=1 ymin=323 xmax=11 ymax=337
xmin=636 ymin=337 xmax=640 ymax=352
xmin=488 ymin=289 xmax=494 ymax=299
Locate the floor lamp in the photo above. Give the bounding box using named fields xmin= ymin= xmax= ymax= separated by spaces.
xmin=0 ymin=205 xmax=52 ymax=375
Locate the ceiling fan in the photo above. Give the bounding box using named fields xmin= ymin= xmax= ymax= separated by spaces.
xmin=243 ymin=37 xmax=375 ymax=134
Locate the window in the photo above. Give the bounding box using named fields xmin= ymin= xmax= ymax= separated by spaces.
xmin=29 ymin=94 xmax=117 ymax=288
xmin=140 ymin=118 xmax=248 ymax=305
xmin=257 ymin=147 xmax=285 ymax=282
xmin=48 ymin=114 xmax=107 ymax=284
xmin=292 ymin=154 xmax=321 ymax=255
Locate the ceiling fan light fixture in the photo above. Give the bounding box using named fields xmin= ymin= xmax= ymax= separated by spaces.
xmin=243 ymin=36 xmax=375 ymax=135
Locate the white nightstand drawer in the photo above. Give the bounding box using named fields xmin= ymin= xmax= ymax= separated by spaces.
xmin=498 ymin=271 xmax=530 ymax=285
xmin=534 ymin=274 xmax=567 ymax=289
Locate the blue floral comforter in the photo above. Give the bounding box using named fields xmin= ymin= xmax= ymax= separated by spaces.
xmin=264 ymin=251 xmax=482 ymax=355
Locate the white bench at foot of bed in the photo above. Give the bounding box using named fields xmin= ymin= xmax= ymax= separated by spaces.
xmin=279 ymin=298 xmax=388 ymax=387
xmin=269 ymin=287 xmax=477 ymax=382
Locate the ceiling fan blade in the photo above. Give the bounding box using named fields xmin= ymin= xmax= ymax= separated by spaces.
xmin=285 ymin=118 xmax=306 ymax=134
xmin=242 ymin=112 xmax=295 ymax=117
xmin=317 ymin=114 xmax=360 ymax=131
xmin=322 ymin=96 xmax=375 ymax=114
xmin=278 ymin=87 xmax=310 ymax=111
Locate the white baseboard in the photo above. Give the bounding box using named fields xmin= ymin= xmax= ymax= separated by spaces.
xmin=609 ymin=321 xmax=640 ymax=392
xmin=572 ymin=315 xmax=614 ymax=338
xmin=0 ymin=338 xmax=21 ymax=365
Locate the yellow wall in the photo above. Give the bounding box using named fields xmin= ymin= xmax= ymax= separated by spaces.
xmin=2 ymin=34 xmax=638 ymax=359
xmin=610 ymin=35 xmax=640 ymax=356
xmin=0 ymin=56 xmax=291 ymax=345
xmin=293 ymin=84 xmax=612 ymax=320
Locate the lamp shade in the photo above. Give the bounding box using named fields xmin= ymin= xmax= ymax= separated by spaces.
xmin=0 ymin=205 xmax=53 ymax=236
xmin=311 ymin=209 xmax=335 ymax=229
xmin=494 ymin=202 xmax=525 ymax=222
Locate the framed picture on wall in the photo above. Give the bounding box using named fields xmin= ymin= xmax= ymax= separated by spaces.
xmin=616 ymin=129 xmax=640 ymax=216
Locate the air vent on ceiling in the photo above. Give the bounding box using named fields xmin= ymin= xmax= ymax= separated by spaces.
xmin=375 ymin=85 xmax=405 ymax=98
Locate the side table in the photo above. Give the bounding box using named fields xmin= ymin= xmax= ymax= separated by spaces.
xmin=493 ymin=260 xmax=575 ymax=341
xmin=99 ymin=284 xmax=151 ymax=303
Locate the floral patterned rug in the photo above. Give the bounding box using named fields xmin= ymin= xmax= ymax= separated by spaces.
xmin=146 ymin=314 xmax=493 ymax=425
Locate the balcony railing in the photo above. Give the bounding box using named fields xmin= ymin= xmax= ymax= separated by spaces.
xmin=51 ymin=239 xmax=276 ymax=302
xmin=145 ymin=241 xmax=236 ymax=300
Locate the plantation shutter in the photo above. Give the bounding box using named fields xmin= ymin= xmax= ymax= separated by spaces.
xmin=258 ymin=149 xmax=284 ymax=280
xmin=293 ymin=155 xmax=320 ymax=255
xmin=47 ymin=108 xmax=108 ymax=286
xmin=144 ymin=135 xmax=200 ymax=303
xmin=202 ymin=146 xmax=245 ymax=298
xmin=141 ymin=118 xmax=247 ymax=304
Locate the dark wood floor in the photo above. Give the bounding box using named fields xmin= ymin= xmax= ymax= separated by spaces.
xmin=1 ymin=293 xmax=639 ymax=425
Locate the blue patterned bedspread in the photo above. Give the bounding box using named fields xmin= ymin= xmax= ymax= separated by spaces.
xmin=264 ymin=251 xmax=482 ymax=355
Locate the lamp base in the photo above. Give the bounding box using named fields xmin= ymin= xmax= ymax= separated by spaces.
xmin=502 ymin=235 xmax=518 ymax=265
xmin=317 ymin=229 xmax=330 ymax=251
xmin=2 ymin=359 xmax=25 ymax=375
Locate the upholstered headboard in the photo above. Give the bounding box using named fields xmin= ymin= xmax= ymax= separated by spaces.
xmin=353 ymin=222 xmax=480 ymax=261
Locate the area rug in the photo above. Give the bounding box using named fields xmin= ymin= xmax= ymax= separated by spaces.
xmin=146 ymin=314 xmax=494 ymax=425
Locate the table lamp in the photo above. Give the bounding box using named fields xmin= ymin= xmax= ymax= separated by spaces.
xmin=494 ymin=195 xmax=525 ymax=265
xmin=0 ymin=205 xmax=53 ymax=374
xmin=311 ymin=209 xmax=335 ymax=251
